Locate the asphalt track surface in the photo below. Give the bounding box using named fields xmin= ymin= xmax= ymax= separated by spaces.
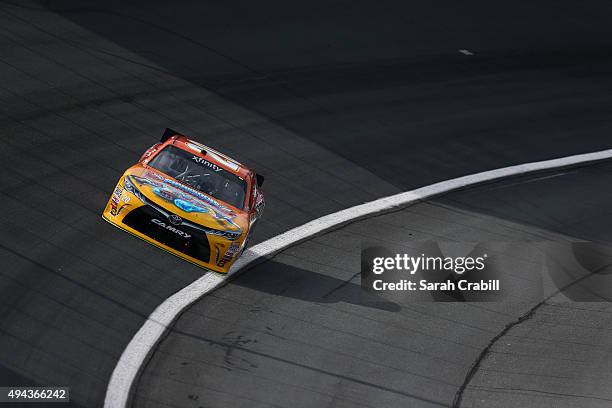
xmin=0 ymin=0 xmax=612 ymax=407
xmin=134 ymin=162 xmax=612 ymax=408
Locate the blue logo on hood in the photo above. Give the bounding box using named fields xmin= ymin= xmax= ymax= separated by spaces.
xmin=173 ymin=198 xmax=209 ymax=213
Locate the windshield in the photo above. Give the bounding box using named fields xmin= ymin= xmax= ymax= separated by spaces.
xmin=148 ymin=145 xmax=247 ymax=209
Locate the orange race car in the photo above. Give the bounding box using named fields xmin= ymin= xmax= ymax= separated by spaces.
xmin=102 ymin=128 xmax=265 ymax=273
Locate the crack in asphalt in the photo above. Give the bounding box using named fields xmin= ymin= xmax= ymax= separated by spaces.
xmin=451 ymin=303 xmax=540 ymax=408
xmin=452 ymin=261 xmax=612 ymax=407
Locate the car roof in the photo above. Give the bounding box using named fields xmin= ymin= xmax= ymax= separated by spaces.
xmin=165 ymin=136 xmax=253 ymax=180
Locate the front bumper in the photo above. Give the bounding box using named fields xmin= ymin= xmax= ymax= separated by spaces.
xmin=101 ymin=183 xmax=243 ymax=273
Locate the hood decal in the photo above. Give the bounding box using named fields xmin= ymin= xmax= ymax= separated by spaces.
xmin=173 ymin=198 xmax=208 ymax=214
xmin=128 ymin=172 xmax=243 ymax=233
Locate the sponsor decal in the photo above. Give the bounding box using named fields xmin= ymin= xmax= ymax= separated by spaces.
xmin=146 ymin=172 xmax=232 ymax=213
xmin=151 ymin=218 xmax=192 ymax=239
xmin=116 ymin=204 xmax=130 ymax=216
xmin=217 ymin=242 xmax=240 ymax=267
xmin=143 ymin=147 xmax=158 ymax=158
xmin=162 ymin=176 xmax=233 ymax=214
xmin=152 ymin=186 xmax=175 ymax=202
xmin=110 ymin=186 xmax=123 ymax=216
xmin=191 ymin=155 xmax=223 ymax=172
xmin=187 ymin=142 xmax=241 ymax=171
xmin=141 ymin=146 xmax=159 ymax=163
xmin=173 ymin=198 xmax=208 ymax=213
xmin=151 ymin=187 xmax=209 ymax=214
xmin=135 ymin=172 xmax=242 ymax=232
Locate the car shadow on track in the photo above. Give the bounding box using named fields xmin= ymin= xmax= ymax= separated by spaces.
xmin=232 ymin=259 xmax=401 ymax=312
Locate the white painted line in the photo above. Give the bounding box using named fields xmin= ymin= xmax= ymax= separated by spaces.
xmin=458 ymin=49 xmax=474 ymax=56
xmin=104 ymin=148 xmax=612 ymax=408
xmin=486 ymin=171 xmax=573 ymax=191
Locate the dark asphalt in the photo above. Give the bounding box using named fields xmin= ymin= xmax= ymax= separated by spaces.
xmin=48 ymin=0 xmax=612 ymax=188
xmin=0 ymin=0 xmax=611 ymax=407
xmin=136 ymin=161 xmax=612 ymax=408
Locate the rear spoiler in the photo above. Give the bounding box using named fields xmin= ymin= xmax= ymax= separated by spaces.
xmin=161 ymin=127 xmax=185 ymax=143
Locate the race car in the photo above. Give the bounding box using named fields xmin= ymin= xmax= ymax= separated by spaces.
xmin=102 ymin=128 xmax=265 ymax=273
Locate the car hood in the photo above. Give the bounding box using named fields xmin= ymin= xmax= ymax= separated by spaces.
xmin=124 ymin=165 xmax=248 ymax=235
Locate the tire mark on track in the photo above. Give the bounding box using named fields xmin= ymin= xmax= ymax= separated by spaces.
xmin=167 ymin=328 xmax=452 ymax=406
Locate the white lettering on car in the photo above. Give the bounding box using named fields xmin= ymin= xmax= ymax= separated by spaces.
xmin=151 ymin=218 xmax=192 ymax=239
xmin=191 ymin=156 xmax=223 ymax=172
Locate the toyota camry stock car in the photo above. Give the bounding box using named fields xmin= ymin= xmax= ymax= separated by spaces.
xmin=102 ymin=128 xmax=265 ymax=273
